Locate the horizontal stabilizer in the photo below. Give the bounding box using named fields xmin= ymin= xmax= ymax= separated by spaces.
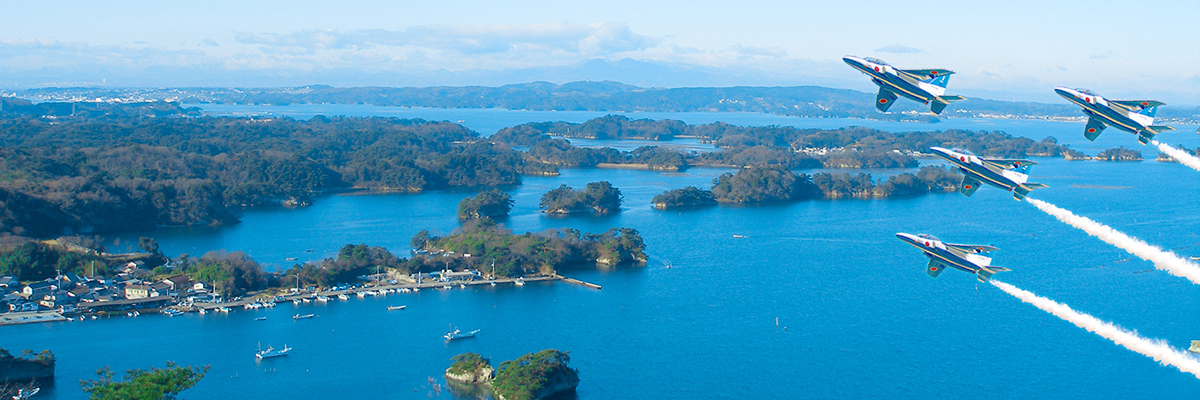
xmin=1147 ymin=125 xmax=1175 ymax=134
xmin=939 ymin=95 xmax=966 ymax=102
xmin=1024 ymin=183 xmax=1048 ymax=189
xmin=975 ymin=266 xmax=1008 ymax=282
xmin=946 ymin=243 xmax=999 ymax=254
xmin=930 ymin=95 xmax=965 ymax=115
xmin=983 ymin=158 xmax=1036 ymax=171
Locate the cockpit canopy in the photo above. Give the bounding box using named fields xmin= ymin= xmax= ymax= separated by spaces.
xmin=863 ymin=57 xmax=889 ymax=66
xmin=1074 ymin=88 xmax=1096 ymax=95
xmin=916 ymin=234 xmax=940 ymax=242
xmin=951 ymin=148 xmax=976 ymax=156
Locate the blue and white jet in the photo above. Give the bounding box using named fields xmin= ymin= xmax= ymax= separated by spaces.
xmin=1054 ymin=87 xmax=1174 ymax=144
xmin=843 ymin=56 xmax=965 ymax=115
xmin=931 ymin=147 xmax=1047 ymax=201
xmin=896 ymin=233 xmax=1010 ymax=282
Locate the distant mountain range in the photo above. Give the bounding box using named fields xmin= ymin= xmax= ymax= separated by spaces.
xmin=9 ymin=80 xmax=1198 ymax=123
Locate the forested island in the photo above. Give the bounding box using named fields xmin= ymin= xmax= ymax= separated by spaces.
xmin=445 ymin=349 xmax=579 ymax=400
xmin=652 ymin=186 xmax=718 ymax=209
xmin=539 ymin=181 xmax=622 ymax=214
xmin=458 ymin=190 xmax=515 ymax=219
xmin=0 ymin=347 xmax=54 ymax=390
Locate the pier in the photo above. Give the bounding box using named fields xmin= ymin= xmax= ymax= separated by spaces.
xmin=560 ymin=276 xmax=601 ymax=290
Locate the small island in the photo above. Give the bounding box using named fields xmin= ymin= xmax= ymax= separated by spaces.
xmin=707 ymin=165 xmax=960 ymax=204
xmin=458 ymin=190 xmax=515 ymax=219
xmin=445 ymin=349 xmax=579 ymax=400
xmin=652 ymin=186 xmax=718 ymax=209
xmin=539 ymin=181 xmax=622 ymax=214
xmin=1093 ymin=147 xmax=1143 ymax=161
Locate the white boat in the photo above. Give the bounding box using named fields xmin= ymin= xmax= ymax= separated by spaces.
xmin=444 ymin=326 xmax=479 ymax=341
xmin=292 ymin=299 xmax=302 ymax=306
xmin=413 ymin=287 xmax=420 ymax=292
xmin=315 ymin=296 xmax=329 ymax=302
xmin=387 ymin=305 xmax=407 ymax=311
xmin=337 ymin=294 xmax=350 ymax=300
xmin=514 ymin=277 xmax=525 ymax=286
xmin=255 ymin=344 xmax=292 ymax=359
xmin=255 ymin=316 xmax=267 ymax=321
xmin=302 ymin=297 xmax=311 ymax=303
xmin=198 ymin=308 xmax=207 ymax=315
xmin=459 ymin=283 xmax=467 ymax=289
xmin=217 ymin=307 xmax=230 ymax=313
xmin=356 ymin=291 xmax=366 ymax=298
xmin=293 ymin=313 xmax=315 ymax=320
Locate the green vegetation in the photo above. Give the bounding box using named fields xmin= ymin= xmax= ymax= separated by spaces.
xmin=458 ymin=190 xmax=514 ymax=219
xmin=411 ymin=219 xmax=646 ymax=276
xmin=710 ymin=166 xmax=962 ymax=203
xmin=174 ymin=250 xmax=267 ymax=298
xmin=1093 ymin=147 xmax=1143 ymax=161
xmin=447 ymin=353 xmax=491 ymax=376
xmin=711 ymin=167 xmax=821 ymax=204
xmin=79 ymin=362 xmax=208 ymax=400
xmin=492 ymin=349 xmax=579 ymax=400
xmin=0 ymin=107 xmax=529 ymax=236
xmin=0 ymin=240 xmax=117 ymax=281
xmin=539 ymin=181 xmax=622 ymax=214
xmin=652 ymin=186 xmax=718 ymax=209
xmin=283 ymin=244 xmax=407 ymax=289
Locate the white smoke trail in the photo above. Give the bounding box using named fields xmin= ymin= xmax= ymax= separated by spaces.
xmin=990 ymin=280 xmax=1200 ymax=379
xmin=1151 ymin=140 xmax=1200 ymax=172
xmin=1026 ymin=198 xmax=1200 ymax=285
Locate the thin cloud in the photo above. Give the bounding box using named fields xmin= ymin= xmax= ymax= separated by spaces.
xmin=728 ymin=44 xmax=786 ymax=58
xmin=1090 ymin=51 xmax=1114 ymax=59
xmin=235 ymin=23 xmax=660 ymax=57
xmin=875 ymin=44 xmax=923 ymax=54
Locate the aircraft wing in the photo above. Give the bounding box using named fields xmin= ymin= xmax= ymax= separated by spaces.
xmin=981 ymin=158 xmax=1036 ymax=170
xmin=1085 ymin=117 xmax=1107 ymax=141
xmin=898 ymin=69 xmax=955 ymax=80
xmin=1110 ymin=100 xmax=1165 ymax=112
xmin=876 ymin=87 xmax=898 ymax=112
xmin=945 ymin=243 xmax=998 ymax=254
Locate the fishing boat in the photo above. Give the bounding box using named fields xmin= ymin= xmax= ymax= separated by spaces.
xmin=337 ymin=294 xmax=350 ymax=300
xmin=387 ymin=305 xmax=407 ymax=311
xmin=293 ymin=313 xmax=315 ymax=320
xmin=292 ymin=299 xmax=302 ymax=306
xmin=255 ymin=317 xmax=267 ymax=321
xmin=514 ymin=277 xmax=525 ymax=286
xmin=255 ymin=344 xmax=291 ymax=359
xmin=444 ymin=325 xmax=479 ymax=341
xmin=217 ymin=307 xmax=230 ymax=313
xmin=315 ymin=295 xmax=329 ymax=302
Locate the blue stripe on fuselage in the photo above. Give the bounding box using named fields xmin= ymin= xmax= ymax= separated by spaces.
xmin=923 ymin=250 xmax=980 ymax=274
xmin=1066 ymin=98 xmax=1144 ymax=133
xmin=942 ymin=158 xmax=1018 ymax=192
xmin=853 ymin=67 xmax=932 ymax=104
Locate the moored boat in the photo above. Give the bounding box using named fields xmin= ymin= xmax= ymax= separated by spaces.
xmin=387 ymin=305 xmax=406 ymax=310
xmin=255 ymin=344 xmax=292 ymax=359
xmin=293 ymin=313 xmax=315 ymax=320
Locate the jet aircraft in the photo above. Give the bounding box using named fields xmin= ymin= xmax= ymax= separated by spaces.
xmin=843 ymin=56 xmax=965 ymax=115
xmin=896 ymin=233 xmax=1010 ymax=282
xmin=930 ymin=147 xmax=1046 ymax=201
xmin=1054 ymin=87 xmax=1174 ymax=144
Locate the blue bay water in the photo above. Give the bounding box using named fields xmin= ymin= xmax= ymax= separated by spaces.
xmin=7 ymin=107 xmax=1200 ymax=399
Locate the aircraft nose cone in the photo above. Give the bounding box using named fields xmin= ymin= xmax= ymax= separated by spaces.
xmin=1053 ymin=87 xmax=1075 ymax=98
xmin=843 ymin=56 xmax=864 ymax=67
xmin=929 ymin=147 xmax=953 ymax=158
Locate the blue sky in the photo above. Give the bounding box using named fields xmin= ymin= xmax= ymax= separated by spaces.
xmin=1 ymin=0 xmax=1197 ymax=104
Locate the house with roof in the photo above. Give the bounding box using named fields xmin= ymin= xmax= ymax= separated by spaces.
xmin=124 ymin=284 xmax=151 ymax=300
xmin=22 ymin=282 xmax=56 ymax=299
xmin=162 ymin=275 xmax=191 ymax=294
xmin=0 ymin=276 xmax=16 ymax=290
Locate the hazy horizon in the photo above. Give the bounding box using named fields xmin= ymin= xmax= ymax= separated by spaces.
xmin=2 ymin=0 xmax=1197 ymax=105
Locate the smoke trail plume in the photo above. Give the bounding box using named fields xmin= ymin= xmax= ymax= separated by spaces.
xmin=1151 ymin=140 xmax=1200 ymax=172
xmin=991 ymin=280 xmax=1200 ymax=379
xmin=1026 ymin=198 xmax=1200 ymax=285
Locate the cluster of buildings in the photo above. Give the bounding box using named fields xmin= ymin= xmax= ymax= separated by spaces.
xmin=1 ymin=262 xmax=216 ymax=316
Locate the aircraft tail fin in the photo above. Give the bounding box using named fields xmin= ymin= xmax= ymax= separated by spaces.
xmin=930 ymin=95 xmax=965 ymax=115
xmin=926 ymin=74 xmax=952 ymax=88
xmin=1138 ymin=105 xmax=1159 ymax=117
xmin=927 ymin=260 xmax=947 ymax=278
xmin=976 ymin=266 xmax=1010 ymax=282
